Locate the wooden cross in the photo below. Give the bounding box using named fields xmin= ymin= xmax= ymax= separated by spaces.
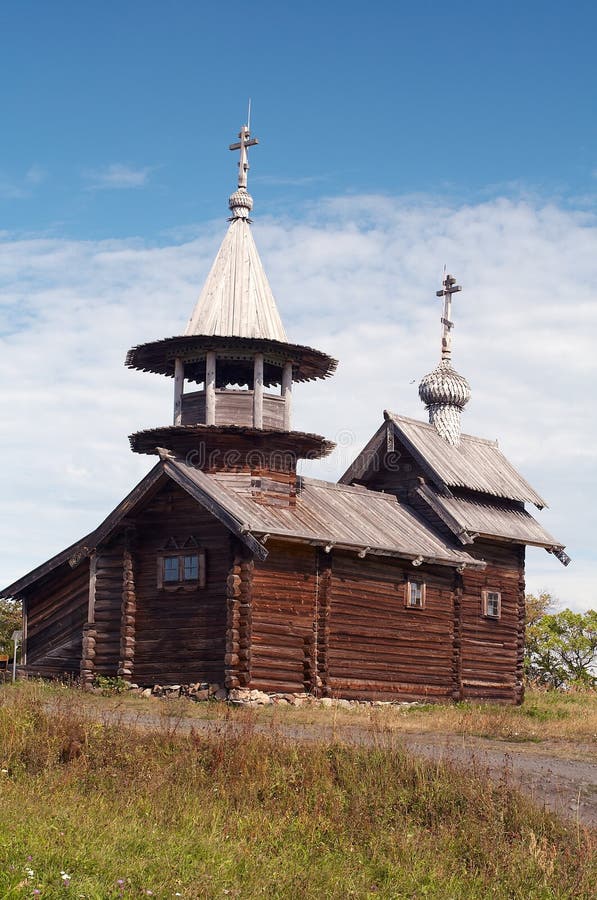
xmin=435 ymin=271 xmax=461 ymax=361
xmin=229 ymin=124 xmax=259 ymax=190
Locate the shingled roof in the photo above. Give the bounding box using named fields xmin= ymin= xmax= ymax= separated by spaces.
xmin=413 ymin=482 xmax=563 ymax=550
xmin=185 ymin=217 xmax=288 ymax=342
xmin=341 ymin=413 xmax=548 ymax=509
xmin=386 ymin=413 xmax=547 ymax=507
xmin=166 ymin=459 xmax=482 ymax=568
xmin=1 ymin=457 xmax=485 ymax=600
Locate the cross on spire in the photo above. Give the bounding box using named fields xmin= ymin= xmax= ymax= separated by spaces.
xmin=229 ymin=124 xmax=259 ymax=190
xmin=435 ymin=270 xmax=462 ymax=361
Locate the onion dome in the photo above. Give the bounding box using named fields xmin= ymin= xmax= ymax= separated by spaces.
xmin=419 ymin=360 xmax=471 ymax=409
xmin=419 ymin=360 xmax=470 ymax=446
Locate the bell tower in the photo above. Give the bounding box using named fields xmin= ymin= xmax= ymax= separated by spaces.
xmin=125 ymin=122 xmax=337 ymax=474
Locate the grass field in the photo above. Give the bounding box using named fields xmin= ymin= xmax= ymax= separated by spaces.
xmin=0 ymin=682 xmax=595 ymax=899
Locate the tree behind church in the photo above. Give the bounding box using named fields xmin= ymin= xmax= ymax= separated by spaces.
xmin=525 ymin=592 xmax=597 ymax=687
xmin=0 ymin=598 xmax=21 ymax=655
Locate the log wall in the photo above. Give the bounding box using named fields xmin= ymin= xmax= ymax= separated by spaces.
xmin=328 ymin=554 xmax=455 ymax=701
xmin=132 ymin=483 xmax=230 ymax=685
xmin=460 ymin=540 xmax=525 ymax=703
xmin=250 ymin=542 xmax=317 ymax=693
xmin=93 ymin=535 xmax=125 ymax=675
xmin=24 ymin=561 xmax=89 ymax=676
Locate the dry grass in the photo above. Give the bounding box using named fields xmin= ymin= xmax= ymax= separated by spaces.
xmin=67 ymin=681 xmax=597 ymax=749
xmin=0 ymin=681 xmax=595 ymax=898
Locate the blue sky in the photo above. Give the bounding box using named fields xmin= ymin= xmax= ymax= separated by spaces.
xmin=1 ymin=1 xmax=596 ymax=611
xmin=2 ymin=1 xmax=597 ymax=238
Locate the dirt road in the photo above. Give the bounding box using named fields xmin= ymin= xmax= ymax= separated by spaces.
xmin=86 ymin=705 xmax=597 ymax=827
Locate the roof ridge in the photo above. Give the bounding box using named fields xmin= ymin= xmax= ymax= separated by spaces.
xmin=385 ymin=411 xmax=499 ymax=447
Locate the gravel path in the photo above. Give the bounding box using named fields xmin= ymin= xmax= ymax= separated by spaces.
xmin=85 ymin=705 xmax=597 ymax=828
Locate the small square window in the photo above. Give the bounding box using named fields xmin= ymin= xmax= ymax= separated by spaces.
xmin=483 ymin=590 xmax=501 ymax=618
xmin=158 ymin=547 xmax=206 ymax=590
xmin=406 ymin=581 xmax=425 ymax=608
xmin=163 ymin=556 xmax=180 ymax=582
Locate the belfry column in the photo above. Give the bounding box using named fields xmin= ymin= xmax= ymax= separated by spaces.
xmin=173 ymin=358 xmax=184 ymax=426
xmin=282 ymin=361 xmax=293 ymax=430
xmin=253 ymin=353 xmax=264 ymax=428
xmin=206 ymin=351 xmax=217 ymax=425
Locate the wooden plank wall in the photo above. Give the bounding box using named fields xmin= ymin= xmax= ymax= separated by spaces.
xmin=363 ymin=444 xmax=425 ymax=501
xmin=24 ymin=561 xmax=89 ymax=676
xmin=250 ymin=542 xmax=317 ymax=693
xmin=93 ymin=536 xmax=125 ymax=675
xmin=181 ymin=389 xmax=285 ymax=429
xmin=460 ymin=540 xmax=525 ymax=702
xmin=132 ymin=483 xmax=230 ymax=685
xmin=328 ymin=554 xmax=455 ymax=701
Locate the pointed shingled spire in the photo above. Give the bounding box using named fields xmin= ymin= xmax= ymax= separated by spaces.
xmin=184 ymin=123 xmax=289 ymax=342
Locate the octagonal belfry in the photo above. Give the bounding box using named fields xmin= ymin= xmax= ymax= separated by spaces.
xmin=126 ymin=123 xmax=337 ymax=470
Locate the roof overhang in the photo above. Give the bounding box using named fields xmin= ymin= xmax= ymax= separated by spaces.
xmin=125 ymin=335 xmax=337 ymax=384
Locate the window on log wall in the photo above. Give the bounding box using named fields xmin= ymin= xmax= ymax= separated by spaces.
xmin=156 ymin=537 xmax=206 ymax=590
xmin=482 ymin=589 xmax=501 ymax=619
xmin=406 ymin=580 xmax=426 ymax=609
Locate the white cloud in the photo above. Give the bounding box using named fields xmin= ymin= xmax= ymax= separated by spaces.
xmin=82 ymin=163 xmax=154 ymax=190
xmin=0 ymin=165 xmax=47 ymax=198
xmin=0 ymin=195 xmax=595 ymax=611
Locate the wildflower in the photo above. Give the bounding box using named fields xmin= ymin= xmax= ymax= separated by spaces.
xmin=25 ymin=868 xmax=35 ymax=879
xmin=60 ymin=871 xmax=71 ymax=887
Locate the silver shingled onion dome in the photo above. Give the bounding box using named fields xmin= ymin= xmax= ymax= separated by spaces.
xmin=419 ymin=359 xmax=471 ymax=446
xmin=419 ymin=359 xmax=471 ymax=409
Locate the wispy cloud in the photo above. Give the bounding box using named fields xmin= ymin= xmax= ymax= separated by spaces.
xmin=83 ymin=163 xmax=154 ymax=190
xmin=0 ymin=195 xmax=594 ymax=610
xmin=0 ymin=165 xmax=46 ymax=199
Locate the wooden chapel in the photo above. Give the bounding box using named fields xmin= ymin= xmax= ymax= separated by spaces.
xmin=1 ymin=124 xmax=569 ymax=703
